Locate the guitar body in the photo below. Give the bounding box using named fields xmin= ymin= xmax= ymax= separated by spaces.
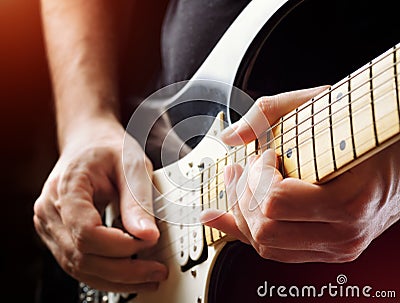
xmin=88 ymin=0 xmax=400 ymax=302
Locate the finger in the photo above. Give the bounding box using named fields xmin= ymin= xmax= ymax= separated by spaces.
xmin=225 ymin=164 xmax=255 ymax=242
xmin=241 ymin=148 xmax=356 ymax=223
xmin=77 ymin=272 xmax=160 ymax=293
xmin=246 ymin=149 xmax=281 ymax=211
xmin=244 ymin=219 xmax=345 ymax=251
xmin=256 ymin=177 xmax=360 ymax=222
xmin=257 ymin=246 xmax=340 ymax=263
xmin=35 ymin=214 xmax=168 ymax=286
xmin=200 ymin=164 xmax=251 ymax=243
xmin=74 ymin=256 xmax=168 ymax=284
xmin=118 ymin=144 xmax=159 ymax=242
xmin=57 ymin=197 xmax=149 ymax=257
xmin=33 ymin=213 xmax=61 ymax=255
xmin=221 ymin=86 xmax=329 ymax=145
xmin=200 ymin=210 xmax=249 ymax=244
xmin=235 ymin=150 xmax=280 ymax=244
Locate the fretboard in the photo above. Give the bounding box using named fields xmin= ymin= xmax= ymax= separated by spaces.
xmin=203 ymin=43 xmax=400 ymax=246
xmin=276 ymin=43 xmax=400 ymax=183
xmin=202 ymin=141 xmax=258 ymax=245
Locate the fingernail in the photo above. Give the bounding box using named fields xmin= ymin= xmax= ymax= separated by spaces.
xmin=224 ymin=166 xmax=235 ymax=186
xmin=149 ymin=270 xmax=167 ymax=281
xmin=139 ymin=218 xmax=157 ymax=231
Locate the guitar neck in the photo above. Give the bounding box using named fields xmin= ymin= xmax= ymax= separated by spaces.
xmin=203 ymin=43 xmax=400 ymax=246
xmin=275 ymin=43 xmax=400 ymax=183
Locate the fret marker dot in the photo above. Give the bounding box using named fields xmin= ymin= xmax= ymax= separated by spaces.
xmin=219 ymin=190 xmax=224 ymax=199
xmin=340 ymin=140 xmax=346 ymax=151
xmin=286 ymin=148 xmax=293 ymax=158
xmin=337 ymin=92 xmax=343 ymax=100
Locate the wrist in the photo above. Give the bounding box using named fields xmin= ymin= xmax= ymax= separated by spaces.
xmin=57 ymin=108 xmax=122 ymax=152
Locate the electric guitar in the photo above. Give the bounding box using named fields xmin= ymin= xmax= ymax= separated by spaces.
xmin=80 ymin=0 xmax=400 ymax=302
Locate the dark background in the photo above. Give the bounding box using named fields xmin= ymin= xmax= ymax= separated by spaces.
xmin=0 ymin=0 xmax=55 ymax=301
xmin=0 ymin=1 xmax=167 ymax=301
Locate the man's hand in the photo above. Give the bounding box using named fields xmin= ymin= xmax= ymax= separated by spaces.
xmin=33 ymin=116 xmax=168 ymax=292
xmin=201 ymin=87 xmax=400 ymax=263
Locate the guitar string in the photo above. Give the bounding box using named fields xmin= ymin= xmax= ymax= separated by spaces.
xmin=152 ymin=143 xmax=387 ymax=265
xmin=151 ymin=70 xmax=398 ymax=217
xmin=157 ymin=113 xmax=397 ymax=252
xmin=147 ymin=110 xmax=400 ymax=263
xmin=271 ymin=61 xmax=398 ymax=151
xmin=151 ymin=88 xmax=399 ymax=256
xmin=155 ymin=150 xmax=257 ymax=235
xmin=151 ymin=59 xmax=399 ymax=208
xmin=153 ymin=78 xmax=398 ymax=236
xmin=153 ymin=144 xmax=252 ymax=215
xmin=272 ymin=80 xmax=397 ymax=153
xmin=132 ymin=47 xmax=398 ymax=264
xmin=158 ymin=104 xmax=395 ymax=237
xmin=267 ymin=46 xmax=398 ymax=132
xmin=289 ymin=116 xmax=399 ymax=182
xmin=154 ymin=82 xmax=397 ymax=236
xmin=284 ymin=100 xmax=399 ymax=180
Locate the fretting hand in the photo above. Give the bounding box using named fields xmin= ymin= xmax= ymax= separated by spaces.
xmin=201 ymin=87 xmax=400 ymax=263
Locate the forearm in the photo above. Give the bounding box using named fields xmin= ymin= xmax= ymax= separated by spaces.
xmin=41 ymin=0 xmax=134 ymax=149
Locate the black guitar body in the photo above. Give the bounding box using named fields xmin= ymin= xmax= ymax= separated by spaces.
xmin=208 ymin=0 xmax=400 ymax=302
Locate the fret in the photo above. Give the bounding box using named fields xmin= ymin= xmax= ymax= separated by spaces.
xmin=328 ymin=89 xmax=337 ymax=171
xmin=203 ymin=164 xmax=214 ymax=245
xmin=295 ymin=108 xmax=301 ymax=179
xmin=350 ymin=62 xmax=376 ymax=156
xmin=311 ymin=100 xmax=319 ymax=182
xmin=372 ymin=51 xmax=399 ymax=143
xmin=268 ymin=44 xmax=400 ymax=184
xmin=245 ymin=140 xmax=257 ymax=158
xmin=216 ymin=158 xmax=226 ymax=239
xmin=256 ymin=131 xmax=268 ymax=155
xmin=280 ymin=113 xmax=298 ymax=178
xmin=395 ymin=48 xmax=400 ymax=132
xmin=348 ymin=76 xmax=357 ymax=159
xmin=295 ymin=100 xmax=316 ymax=183
xmin=331 ymin=82 xmax=354 ymax=169
xmin=280 ymin=117 xmax=285 ymax=177
xmin=208 ymin=162 xmax=221 ymax=243
xmin=254 ymin=139 xmax=260 ymax=155
xmin=212 ymin=159 xmax=220 ymax=212
xmin=244 ymin=142 xmax=248 ymax=165
xmin=369 ymin=63 xmax=379 ymax=146
xmin=216 ymin=159 xmax=225 ymax=212
xmin=313 ymin=92 xmax=334 ymax=179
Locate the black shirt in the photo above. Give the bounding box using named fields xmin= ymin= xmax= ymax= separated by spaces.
xmin=160 ymin=0 xmax=251 ymax=86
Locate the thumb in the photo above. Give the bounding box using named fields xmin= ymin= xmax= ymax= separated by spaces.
xmin=220 ymin=85 xmax=329 ymax=146
xmin=119 ymin=143 xmax=159 ymax=243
